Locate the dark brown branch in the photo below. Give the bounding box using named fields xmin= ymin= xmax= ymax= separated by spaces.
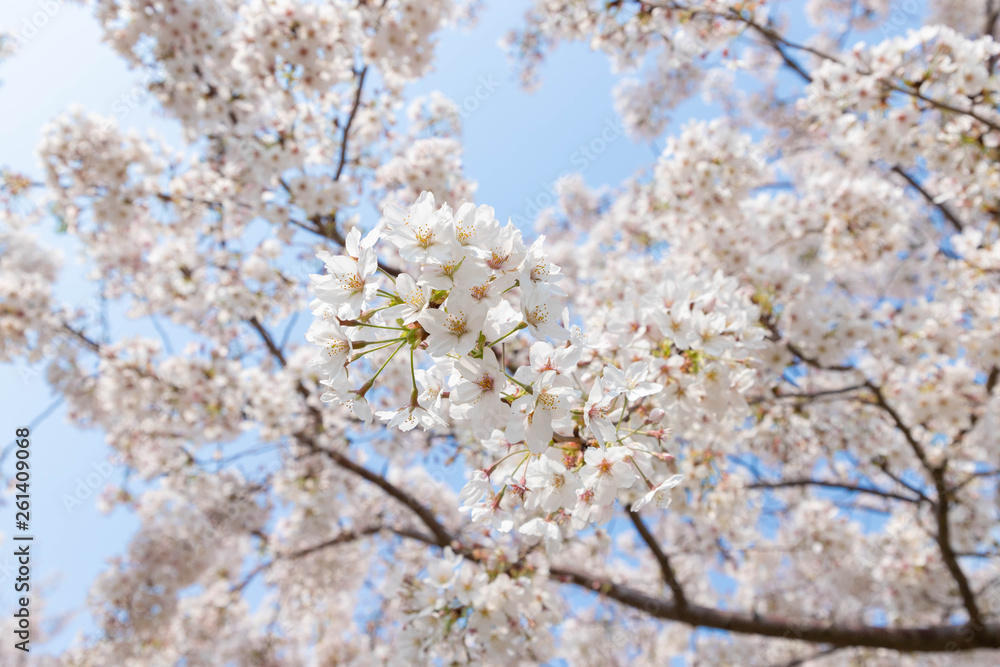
xmin=886 ymin=82 xmax=1000 ymax=133
xmin=647 ymin=1 xmax=1000 ymax=134
xmin=784 ymin=340 xmax=856 ymax=372
xmin=932 ymin=464 xmax=984 ymax=630
xmin=310 ymin=442 xmax=454 ymax=548
xmin=771 ymin=645 xmax=843 ymax=667
xmin=360 ymin=516 xmax=1000 ymax=652
xmin=334 ymin=66 xmax=368 ymax=182
xmin=727 ymin=14 xmax=837 ymax=64
xmin=248 ymin=316 xmax=287 ymax=367
xmin=774 ymin=384 xmax=867 ymax=400
xmin=864 ymin=381 xmax=932 ymax=470
xmin=737 ymin=18 xmax=814 ymax=83
xmin=952 ymin=365 xmax=997 ymax=447
xmin=231 ymin=524 xmax=385 ymax=593
xmin=63 ymin=323 xmax=101 ymax=353
xmin=547 ymin=565 xmax=1000 ymax=651
xmin=891 ymin=166 xmax=964 ymax=233
xmin=364 ymin=514 xmax=1000 ymax=653
xmin=751 ymin=383 xmax=865 ymax=405
xmin=748 ymin=478 xmax=923 ymax=504
xmin=760 ymin=316 xmax=856 ymax=373
xmin=951 ymin=467 xmax=1000 ymax=494
xmin=285 ymin=524 xmax=386 ymax=561
xmin=296 ymin=215 xmax=401 ymax=277
xmin=987 ymin=0 xmax=1000 ymax=38
xmin=864 ymin=382 xmax=982 ymax=629
xmin=244 ymin=314 xmax=451 ymax=550
xmin=639 ymin=1 xmax=839 ymax=83
xmin=626 ymin=506 xmax=688 ymax=608
xmin=873 ymin=459 xmax=934 ymax=505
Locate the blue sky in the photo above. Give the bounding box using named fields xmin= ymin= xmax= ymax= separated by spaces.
xmin=0 ymin=0 xmax=930 ymax=657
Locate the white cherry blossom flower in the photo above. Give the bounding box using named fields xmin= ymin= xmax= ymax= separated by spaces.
xmin=520 ymin=235 xmax=565 ymax=296
xmin=571 ymin=487 xmax=614 ymax=528
xmin=631 ymin=474 xmax=685 ymax=511
xmin=376 ymin=402 xmax=446 ymax=432
xmin=518 ymin=516 xmax=563 ymax=552
xmin=417 ymin=294 xmax=488 ymax=357
xmin=463 ymin=495 xmax=514 ymax=533
xmin=526 ymin=340 xmax=578 ymax=377
xmin=477 ymin=220 xmax=526 ymax=274
xmin=382 ymin=272 xmax=430 ymax=324
xmin=521 ymin=282 xmax=570 ymax=341
xmin=524 ymin=453 xmax=579 ymax=512
xmin=583 ymin=377 xmax=618 ymax=447
xmin=580 ymin=446 xmax=636 ymax=505
xmin=603 ymin=361 xmax=663 ymax=401
xmin=449 ymin=350 xmax=509 ymax=436
xmin=382 ymin=191 xmax=451 ymax=262
xmin=420 ymin=241 xmax=485 ymax=290
xmin=304 ymin=318 xmax=353 ymax=383
xmin=509 ymin=370 xmax=580 ymax=454
xmin=450 ymin=201 xmax=500 ymax=253
xmin=310 ymin=243 xmax=379 ymax=319
xmin=459 ymin=469 xmax=493 ymax=507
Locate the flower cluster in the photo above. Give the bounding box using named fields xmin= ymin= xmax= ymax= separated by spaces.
xmin=396 ymin=549 xmax=561 ymax=664
xmin=0 ymin=29 xmax=17 ymax=60
xmin=0 ymin=213 xmax=63 ymax=363
xmin=504 ymin=0 xmax=764 ymax=137
xmin=307 ymin=191 xmax=686 ymax=532
xmin=802 ymin=26 xmax=1000 ymax=221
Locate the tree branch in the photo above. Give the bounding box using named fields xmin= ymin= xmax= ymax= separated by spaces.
xmin=297 ymin=215 xmax=401 ymax=277
xmin=886 ymin=82 xmax=1000 ymax=133
xmin=891 ymin=166 xmax=964 ymax=233
xmin=308 ymin=441 xmax=455 ymax=549
xmin=987 ymin=0 xmax=1000 ymax=39
xmin=748 ymin=478 xmax=923 ymax=504
xmin=63 ymin=323 xmax=102 ymax=353
xmin=872 ymin=459 xmax=934 ymax=505
xmin=770 ymin=645 xmax=843 ymax=667
xmin=863 ymin=381 xmax=932 ymax=470
xmin=626 ymin=506 xmax=688 ymax=608
xmin=734 ymin=16 xmax=814 ymax=83
xmin=334 ymin=66 xmax=368 ymax=182
xmin=248 ymin=316 xmax=287 ymax=367
xmin=547 ymin=565 xmax=1000 ymax=651
xmin=864 ymin=381 xmax=983 ymax=629
xmin=932 ymin=463 xmax=984 ymax=630
xmin=751 ymin=383 xmax=866 ymax=405
xmin=230 ymin=524 xmax=386 ymax=594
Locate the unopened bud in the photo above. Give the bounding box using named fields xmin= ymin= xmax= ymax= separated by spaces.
xmin=647 ymin=408 xmax=665 ymax=424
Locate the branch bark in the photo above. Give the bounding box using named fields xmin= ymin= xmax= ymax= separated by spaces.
xmin=748 ymin=478 xmax=923 ymax=504
xmin=626 ymin=506 xmax=688 ymax=608
xmin=334 ymin=66 xmax=368 ymax=182
xmin=891 ymin=166 xmax=964 ymax=233
xmin=547 ymin=565 xmax=1000 ymax=651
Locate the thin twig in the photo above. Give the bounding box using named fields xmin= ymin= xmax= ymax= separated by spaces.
xmin=748 ymin=478 xmax=923 ymax=504
xmin=334 ymin=66 xmax=368 ymax=182
xmin=891 ymin=166 xmax=964 ymax=233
